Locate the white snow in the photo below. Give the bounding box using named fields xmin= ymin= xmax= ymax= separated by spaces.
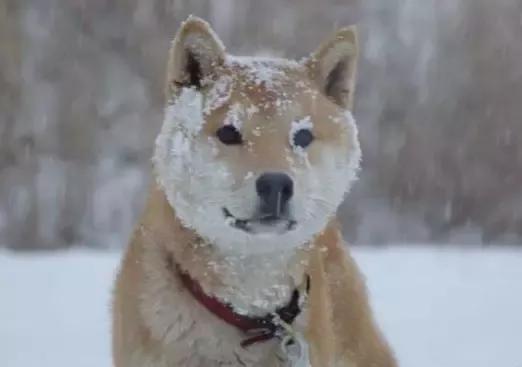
xmin=223 ymin=103 xmax=243 ymax=129
xmin=355 ymin=246 xmax=522 ymax=367
xmin=225 ymin=55 xmax=299 ymax=90
xmin=0 ymin=250 xmax=117 ymax=367
xmin=203 ymin=75 xmax=233 ymax=116
xmin=162 ymin=87 xmax=204 ymax=136
xmin=1 ymin=246 xmax=521 ymax=367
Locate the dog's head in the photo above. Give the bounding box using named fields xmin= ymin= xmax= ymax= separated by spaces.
xmin=154 ymin=16 xmax=360 ymax=254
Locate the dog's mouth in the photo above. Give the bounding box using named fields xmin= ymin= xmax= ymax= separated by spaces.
xmin=223 ymin=208 xmax=297 ymax=234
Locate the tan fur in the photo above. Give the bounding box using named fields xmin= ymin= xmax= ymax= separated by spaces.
xmin=113 ymin=187 xmax=396 ymax=366
xmin=113 ymin=16 xmax=397 ymax=367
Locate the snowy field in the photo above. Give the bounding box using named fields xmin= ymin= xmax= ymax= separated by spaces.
xmin=1 ymin=246 xmax=522 ymax=367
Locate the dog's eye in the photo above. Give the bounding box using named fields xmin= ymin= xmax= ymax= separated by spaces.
xmin=216 ymin=125 xmax=243 ymax=145
xmin=293 ymin=129 xmax=314 ymax=149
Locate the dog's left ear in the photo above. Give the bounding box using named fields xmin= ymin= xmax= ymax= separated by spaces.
xmin=304 ymin=26 xmax=358 ymax=110
xmin=166 ymin=16 xmax=225 ymax=96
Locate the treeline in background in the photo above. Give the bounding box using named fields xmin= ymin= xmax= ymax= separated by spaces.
xmin=1 ymin=0 xmax=521 ymax=250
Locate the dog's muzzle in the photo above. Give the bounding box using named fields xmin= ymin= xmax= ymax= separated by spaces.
xmin=223 ymin=207 xmax=297 ymax=234
xmin=223 ymin=172 xmax=297 ymax=234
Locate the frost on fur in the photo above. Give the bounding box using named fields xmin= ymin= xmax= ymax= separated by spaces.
xmin=225 ymin=56 xmax=299 ymax=91
xmin=153 ymin=87 xmax=204 ymax=192
xmin=203 ymin=75 xmax=233 ymax=116
xmin=223 ymin=103 xmax=243 ymax=129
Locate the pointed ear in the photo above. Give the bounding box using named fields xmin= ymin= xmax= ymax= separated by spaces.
xmin=304 ymin=26 xmax=358 ymax=110
xmin=166 ymin=16 xmax=225 ymax=96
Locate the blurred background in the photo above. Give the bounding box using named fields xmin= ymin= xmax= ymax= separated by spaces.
xmin=1 ymin=0 xmax=522 ymax=250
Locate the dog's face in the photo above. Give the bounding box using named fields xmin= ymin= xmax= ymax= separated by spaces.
xmin=154 ymin=17 xmax=360 ymax=254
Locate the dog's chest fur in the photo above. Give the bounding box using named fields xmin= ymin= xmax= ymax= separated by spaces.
xmin=136 ymin=236 xmax=310 ymax=366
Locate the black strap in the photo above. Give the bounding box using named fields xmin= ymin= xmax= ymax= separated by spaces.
xmin=241 ymin=275 xmax=310 ymax=347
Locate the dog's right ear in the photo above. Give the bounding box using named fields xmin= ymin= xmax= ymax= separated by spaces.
xmin=304 ymin=26 xmax=358 ymax=110
xmin=166 ymin=16 xmax=225 ymax=97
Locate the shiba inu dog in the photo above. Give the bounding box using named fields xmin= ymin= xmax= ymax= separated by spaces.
xmin=112 ymin=15 xmax=397 ymax=367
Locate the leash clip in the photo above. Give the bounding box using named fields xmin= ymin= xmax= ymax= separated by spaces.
xmin=273 ymin=315 xmax=311 ymax=367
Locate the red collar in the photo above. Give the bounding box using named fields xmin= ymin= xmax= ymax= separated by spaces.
xmin=176 ymin=264 xmax=309 ymax=347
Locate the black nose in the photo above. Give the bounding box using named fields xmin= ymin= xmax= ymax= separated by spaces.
xmin=256 ymin=172 xmax=294 ymax=217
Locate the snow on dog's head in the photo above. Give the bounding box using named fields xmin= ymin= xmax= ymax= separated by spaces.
xmin=154 ymin=16 xmax=361 ymax=254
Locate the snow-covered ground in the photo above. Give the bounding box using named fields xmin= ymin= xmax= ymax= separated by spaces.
xmin=1 ymin=246 xmax=521 ymax=367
